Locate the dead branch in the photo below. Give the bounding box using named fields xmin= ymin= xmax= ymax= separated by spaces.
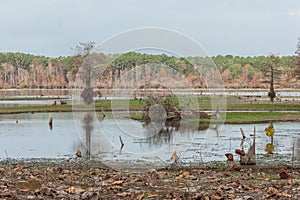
xmin=119 ymin=136 xmax=124 ymax=154
xmin=240 ymin=128 xmax=246 ymax=139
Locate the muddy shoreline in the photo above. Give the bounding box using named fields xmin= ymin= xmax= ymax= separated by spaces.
xmin=1 ymin=160 xmax=300 ymax=199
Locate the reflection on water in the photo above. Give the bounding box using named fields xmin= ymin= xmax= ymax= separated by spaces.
xmin=0 ymin=112 xmax=299 ymax=165
xmin=141 ymin=120 xmax=209 ymax=146
xmin=82 ymin=112 xmax=93 ymax=158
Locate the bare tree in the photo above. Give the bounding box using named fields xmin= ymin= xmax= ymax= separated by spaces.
xmin=72 ymin=42 xmax=96 ymax=105
xmin=295 ymin=37 xmax=300 ymax=79
xmin=262 ymin=55 xmax=280 ymax=102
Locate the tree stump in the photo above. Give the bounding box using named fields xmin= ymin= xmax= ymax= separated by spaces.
xmin=240 ymin=127 xmax=256 ymax=165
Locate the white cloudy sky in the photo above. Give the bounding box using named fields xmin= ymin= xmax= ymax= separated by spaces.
xmin=1 ymin=0 xmax=300 ymax=57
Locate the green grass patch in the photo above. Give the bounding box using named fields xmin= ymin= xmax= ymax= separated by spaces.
xmin=224 ymin=112 xmax=300 ymax=123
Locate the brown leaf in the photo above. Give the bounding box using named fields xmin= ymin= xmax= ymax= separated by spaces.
xmin=235 ymin=149 xmax=246 ymax=156
xmin=63 ymin=169 xmax=70 ymax=174
xmin=217 ymin=185 xmax=225 ymax=190
xmin=225 ymin=153 xmax=234 ymax=162
xmin=176 ymin=174 xmax=183 ymax=179
xmin=231 ymin=164 xmax=241 ymax=171
xmin=278 ymin=168 xmax=289 ymax=179
xmin=117 ymin=192 xmax=131 ymax=197
xmin=227 ymin=181 xmax=239 ymax=188
xmin=75 ymin=150 xmax=81 ymax=158
xmin=29 ymin=175 xmax=36 ymax=179
xmin=279 ymin=171 xmax=289 ymax=179
xmin=287 ymin=178 xmax=295 ymax=185
xmin=111 ymin=180 xmax=123 ymax=185
xmin=67 ymin=186 xmax=85 ymax=194
xmin=203 ymin=195 xmax=210 ymax=200
xmin=182 ymin=171 xmax=190 ymax=179
xmin=267 ymin=187 xmax=278 ymax=194
xmin=211 ymin=194 xmax=223 ymax=200
xmin=148 ymin=168 xmax=157 ymax=173
xmin=170 ymin=151 xmax=179 ymax=162
xmin=227 ymin=194 xmax=236 ymax=199
xmin=279 ymin=192 xmax=292 ymax=197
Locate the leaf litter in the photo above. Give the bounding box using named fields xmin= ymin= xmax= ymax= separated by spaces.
xmin=0 ymin=161 xmax=300 ymax=199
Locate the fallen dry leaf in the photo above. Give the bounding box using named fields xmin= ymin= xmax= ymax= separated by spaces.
xmin=148 ymin=168 xmax=157 ymax=173
xmin=287 ymin=178 xmax=295 ymax=185
xmin=278 ymin=168 xmax=289 ymax=179
xmin=227 ymin=193 xmax=236 ymax=199
xmin=75 ymin=150 xmax=81 ymax=158
xmin=203 ymin=195 xmax=210 ymax=200
xmin=267 ymin=187 xmax=278 ymax=195
xmin=225 ymin=153 xmax=234 ymax=162
xmin=117 ymin=192 xmax=131 ymax=197
xmin=235 ymin=149 xmax=246 ymax=156
xmin=279 ymin=192 xmax=292 ymax=197
xmin=182 ymin=171 xmax=190 ymax=179
xmin=231 ymin=164 xmax=241 ymax=171
xmin=29 ymin=175 xmax=36 ymax=179
xmin=211 ymin=194 xmax=223 ymax=200
xmin=170 ymin=151 xmax=179 ymax=162
xmin=63 ymin=169 xmax=70 ymax=174
xmin=111 ymin=180 xmax=123 ymax=185
xmin=67 ymin=186 xmax=85 ymax=194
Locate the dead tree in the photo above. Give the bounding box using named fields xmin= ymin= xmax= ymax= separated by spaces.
xmin=240 ymin=127 xmax=256 ymax=165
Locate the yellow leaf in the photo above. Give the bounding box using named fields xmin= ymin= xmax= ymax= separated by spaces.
xmin=265 ymin=143 xmax=275 ymax=154
xmin=265 ymin=124 xmax=275 ymax=137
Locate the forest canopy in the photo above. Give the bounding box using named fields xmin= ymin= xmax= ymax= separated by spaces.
xmin=0 ymin=51 xmax=299 ymax=89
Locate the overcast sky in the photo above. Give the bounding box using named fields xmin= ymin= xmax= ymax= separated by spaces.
xmin=1 ymin=0 xmax=300 ymax=57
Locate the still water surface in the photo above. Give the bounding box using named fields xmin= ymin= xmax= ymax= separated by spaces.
xmin=0 ymin=112 xmax=299 ymax=165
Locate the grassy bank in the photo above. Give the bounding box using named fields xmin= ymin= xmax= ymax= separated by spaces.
xmin=0 ymin=98 xmax=299 ymax=124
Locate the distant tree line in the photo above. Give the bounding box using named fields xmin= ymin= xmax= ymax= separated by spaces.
xmin=0 ymin=49 xmax=299 ymax=89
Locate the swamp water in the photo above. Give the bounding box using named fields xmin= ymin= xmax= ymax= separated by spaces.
xmin=0 ymin=112 xmax=299 ymax=167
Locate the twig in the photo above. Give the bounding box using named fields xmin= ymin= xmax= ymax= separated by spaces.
xmin=292 ymin=143 xmax=295 ymax=172
xmin=198 ymin=148 xmax=203 ymax=164
xmin=119 ymin=136 xmax=124 ymax=154
xmin=49 ymin=117 xmax=53 ymax=130
xmin=155 ymin=156 xmax=167 ymax=164
xmin=5 ymin=149 xmax=12 ymax=182
xmin=291 ymin=143 xmax=295 ymax=198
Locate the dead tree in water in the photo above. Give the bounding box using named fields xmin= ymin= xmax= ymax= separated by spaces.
xmin=263 ymin=55 xmax=280 ymax=102
xmin=268 ymin=64 xmax=276 ymax=102
xmin=240 ymin=127 xmax=256 ymax=165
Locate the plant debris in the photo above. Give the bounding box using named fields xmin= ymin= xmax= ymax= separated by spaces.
xmin=0 ymin=161 xmax=300 ymax=199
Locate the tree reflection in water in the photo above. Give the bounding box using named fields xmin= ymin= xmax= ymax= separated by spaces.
xmin=296 ymin=138 xmax=300 ymax=161
xmin=82 ymin=111 xmax=93 ymax=159
xmin=142 ymin=120 xmax=209 ymax=146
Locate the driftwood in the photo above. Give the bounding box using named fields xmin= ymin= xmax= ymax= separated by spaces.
xmin=240 ymin=127 xmax=256 ymax=165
